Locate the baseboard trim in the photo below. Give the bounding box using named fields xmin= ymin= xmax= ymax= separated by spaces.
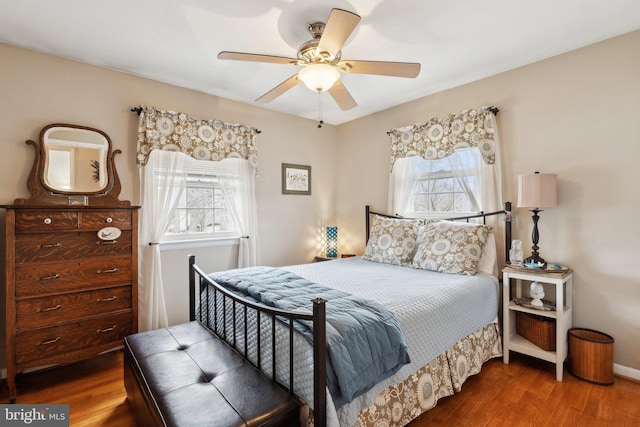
xmin=614 ymin=363 xmax=640 ymax=382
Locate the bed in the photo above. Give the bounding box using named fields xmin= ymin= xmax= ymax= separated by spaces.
xmin=189 ymin=203 xmax=512 ymax=427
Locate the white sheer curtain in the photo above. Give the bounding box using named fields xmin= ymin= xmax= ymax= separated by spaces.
xmin=138 ymin=151 xmax=260 ymax=331
xmin=138 ymin=150 xmax=188 ymax=331
xmin=388 ymin=156 xmax=425 ymax=216
xmin=479 ymin=126 xmax=505 ymax=263
xmin=388 ymin=147 xmax=502 ymax=217
xmin=481 ymin=134 xmax=503 ymax=217
xmin=447 ymin=148 xmax=482 ymax=212
xmin=216 ymin=158 xmax=260 ymax=268
xmin=388 ymin=156 xmax=423 ymax=216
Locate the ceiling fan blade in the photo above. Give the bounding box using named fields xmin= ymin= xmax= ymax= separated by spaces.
xmin=340 ymin=60 xmax=421 ymax=78
xmin=328 ymin=79 xmax=358 ymax=110
xmin=256 ymin=74 xmax=301 ymax=103
xmin=316 ymin=9 xmax=361 ymax=57
xmin=218 ymin=51 xmax=298 ymax=65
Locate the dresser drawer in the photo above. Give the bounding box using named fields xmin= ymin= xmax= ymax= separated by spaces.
xmin=15 ymin=311 xmax=132 ymax=365
xmin=16 ymin=286 xmax=132 ymax=330
xmin=15 ymin=257 xmax=132 ymax=298
xmin=80 ymin=210 xmax=132 ymax=230
xmin=15 ymin=211 xmax=78 ymax=233
xmin=15 ymin=230 xmax=132 ymax=263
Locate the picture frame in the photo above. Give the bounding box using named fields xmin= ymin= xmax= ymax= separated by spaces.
xmin=282 ymin=163 xmax=311 ymax=195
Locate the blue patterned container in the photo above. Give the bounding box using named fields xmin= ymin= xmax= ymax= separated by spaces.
xmin=326 ymin=226 xmax=338 ymax=258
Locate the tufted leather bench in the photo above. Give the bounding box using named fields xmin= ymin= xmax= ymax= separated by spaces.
xmin=124 ymin=321 xmax=301 ymax=427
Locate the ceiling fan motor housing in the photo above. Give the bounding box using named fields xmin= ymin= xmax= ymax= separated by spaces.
xmin=298 ymin=22 xmax=341 ymax=64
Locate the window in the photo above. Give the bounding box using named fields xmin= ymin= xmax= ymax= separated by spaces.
xmin=403 ymin=148 xmax=483 ymax=217
xmin=163 ymin=173 xmax=238 ymax=241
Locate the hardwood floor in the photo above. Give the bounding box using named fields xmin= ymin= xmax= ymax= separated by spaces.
xmin=411 ymin=353 xmax=640 ymax=426
xmin=1 ymin=350 xmax=135 ymax=427
xmin=1 ymin=350 xmax=639 ymax=426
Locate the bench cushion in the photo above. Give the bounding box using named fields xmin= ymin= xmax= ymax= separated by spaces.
xmin=124 ymin=321 xmax=300 ymax=427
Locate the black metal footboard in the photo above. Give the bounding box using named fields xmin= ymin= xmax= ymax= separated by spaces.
xmin=188 ymin=255 xmax=327 ymax=427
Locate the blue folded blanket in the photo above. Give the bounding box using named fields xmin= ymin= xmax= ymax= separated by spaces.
xmin=209 ymin=266 xmax=410 ymax=408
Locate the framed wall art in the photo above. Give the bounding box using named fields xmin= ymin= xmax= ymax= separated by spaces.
xmin=282 ymin=163 xmax=311 ymax=195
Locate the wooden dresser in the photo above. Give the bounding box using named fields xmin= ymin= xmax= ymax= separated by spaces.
xmin=3 ymin=205 xmax=138 ymax=400
xmin=3 ymin=123 xmax=138 ymax=401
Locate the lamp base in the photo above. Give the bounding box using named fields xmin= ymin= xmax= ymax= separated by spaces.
xmin=525 ymin=254 xmax=546 ymax=267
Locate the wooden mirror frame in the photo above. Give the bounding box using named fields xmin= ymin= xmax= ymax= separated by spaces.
xmin=15 ymin=123 xmax=130 ymax=206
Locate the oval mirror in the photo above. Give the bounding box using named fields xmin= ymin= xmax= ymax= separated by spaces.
xmin=42 ymin=125 xmax=109 ymax=193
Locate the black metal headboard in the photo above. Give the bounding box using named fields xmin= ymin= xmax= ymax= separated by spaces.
xmin=366 ymin=202 xmax=513 ymax=263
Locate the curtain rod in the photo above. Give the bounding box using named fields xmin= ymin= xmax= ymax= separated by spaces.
xmin=130 ymin=107 xmax=261 ymax=134
xmin=386 ymin=106 xmax=499 ymax=135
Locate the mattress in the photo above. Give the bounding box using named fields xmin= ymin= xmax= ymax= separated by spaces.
xmin=284 ymin=257 xmax=499 ymax=426
xmin=201 ymin=256 xmax=500 ymax=426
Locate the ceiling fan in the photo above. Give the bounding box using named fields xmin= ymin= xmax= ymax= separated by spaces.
xmin=218 ymin=8 xmax=421 ymax=111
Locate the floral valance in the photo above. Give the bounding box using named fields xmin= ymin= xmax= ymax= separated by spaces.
xmin=136 ymin=105 xmax=259 ymax=174
xmin=388 ymin=106 xmax=498 ymax=170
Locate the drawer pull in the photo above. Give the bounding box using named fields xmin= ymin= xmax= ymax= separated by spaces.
xmin=106 ymin=217 xmax=113 ymax=223
xmin=97 ymin=296 xmax=117 ymax=302
xmin=43 ymin=218 xmax=52 ymax=225
xmin=39 ymin=243 xmax=61 ymax=249
xmin=97 ymin=268 xmax=119 ymax=274
xmin=37 ymin=337 xmax=61 ymax=346
xmin=97 ymin=325 xmax=117 ymax=333
xmin=37 ymin=304 xmax=62 ymax=313
xmin=38 ymin=274 xmax=61 ymax=281
xmin=96 ymin=240 xmax=118 ymax=246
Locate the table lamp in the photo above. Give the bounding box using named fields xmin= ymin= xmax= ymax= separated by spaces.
xmin=326 ymin=226 xmax=338 ymax=258
xmin=517 ymin=171 xmax=557 ymax=266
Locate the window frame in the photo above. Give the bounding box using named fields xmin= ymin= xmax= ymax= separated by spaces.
xmin=160 ymin=172 xmax=240 ymax=245
xmin=403 ymin=148 xmax=484 ymax=218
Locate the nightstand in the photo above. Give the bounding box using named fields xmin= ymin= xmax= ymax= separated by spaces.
xmin=502 ymin=266 xmax=573 ymax=381
xmin=313 ymin=256 xmax=337 ymax=262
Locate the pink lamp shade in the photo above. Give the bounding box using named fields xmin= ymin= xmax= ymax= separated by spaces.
xmin=517 ymin=173 xmax=557 ymax=209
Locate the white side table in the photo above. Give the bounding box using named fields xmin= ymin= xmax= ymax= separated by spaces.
xmin=502 ymin=266 xmax=573 ymax=381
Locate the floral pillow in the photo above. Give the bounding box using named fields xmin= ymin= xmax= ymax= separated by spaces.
xmin=413 ymin=220 xmax=491 ymax=275
xmin=364 ymin=215 xmax=422 ymax=266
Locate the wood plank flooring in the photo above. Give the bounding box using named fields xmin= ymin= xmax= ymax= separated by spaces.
xmin=1 ymin=350 xmax=639 ymax=426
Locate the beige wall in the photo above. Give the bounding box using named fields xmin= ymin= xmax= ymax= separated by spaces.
xmin=1 ymin=29 xmax=639 ymax=373
xmin=0 ymin=42 xmax=338 ymax=367
xmin=337 ymin=30 xmax=640 ymax=371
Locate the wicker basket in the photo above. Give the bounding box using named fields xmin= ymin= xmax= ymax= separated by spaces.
xmin=516 ymin=312 xmax=556 ymax=351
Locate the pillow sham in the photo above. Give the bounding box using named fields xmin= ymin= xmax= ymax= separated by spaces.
xmin=364 ymin=214 xmax=421 ymax=266
xmin=477 ymin=231 xmax=498 ymax=276
xmin=413 ymin=220 xmax=492 ymax=275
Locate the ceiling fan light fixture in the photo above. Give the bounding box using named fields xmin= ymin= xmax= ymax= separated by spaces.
xmin=298 ymin=64 xmax=340 ymax=92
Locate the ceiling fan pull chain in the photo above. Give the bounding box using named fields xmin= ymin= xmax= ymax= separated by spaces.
xmin=318 ymin=92 xmax=324 ymax=128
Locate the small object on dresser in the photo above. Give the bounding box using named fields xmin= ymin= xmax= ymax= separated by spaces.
xmin=546 ymin=263 xmax=569 ymax=272
xmin=512 ymin=297 xmax=555 ymax=311
xmin=524 ymin=260 xmax=545 ymax=269
xmin=529 ymin=281 xmax=545 ymax=307
xmin=509 ymin=239 xmax=524 ymax=266
xmin=516 ymin=312 xmax=556 ymax=351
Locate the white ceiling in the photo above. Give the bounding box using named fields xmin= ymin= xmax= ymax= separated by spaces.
xmin=1 ymin=0 xmax=639 ymax=125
